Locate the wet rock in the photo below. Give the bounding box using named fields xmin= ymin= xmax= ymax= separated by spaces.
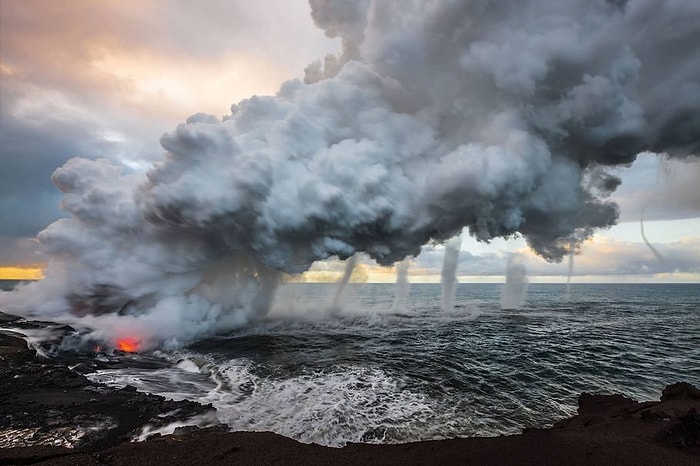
xmin=172 ymin=424 xmax=230 ymax=436
xmin=577 ymin=392 xmax=638 ymax=416
xmin=0 ymin=332 xmax=30 ymax=356
xmin=661 ymin=382 xmax=700 ymax=401
xmin=0 ymin=311 xmax=21 ymax=324
xmin=657 ymin=408 xmax=700 ymax=449
xmin=640 ymin=409 xmax=668 ymax=422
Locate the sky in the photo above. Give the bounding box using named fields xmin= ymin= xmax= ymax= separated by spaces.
xmin=1 ymin=0 xmax=699 ymax=283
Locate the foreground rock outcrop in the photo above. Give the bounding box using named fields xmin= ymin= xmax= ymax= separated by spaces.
xmin=0 ymin=317 xmax=213 ymax=452
xmin=0 ymin=312 xmax=698 ymax=465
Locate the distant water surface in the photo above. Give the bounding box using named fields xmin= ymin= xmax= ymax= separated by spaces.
xmin=0 ymin=280 xmax=27 ymax=291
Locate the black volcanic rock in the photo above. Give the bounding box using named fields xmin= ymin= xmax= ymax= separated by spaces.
xmin=661 ymin=382 xmax=700 ymax=401
xmin=577 ymin=392 xmax=638 ymax=415
xmin=0 ymin=317 xmax=215 ymax=452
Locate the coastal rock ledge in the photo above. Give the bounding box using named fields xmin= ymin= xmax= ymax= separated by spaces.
xmin=1 ymin=320 xmax=698 ymax=465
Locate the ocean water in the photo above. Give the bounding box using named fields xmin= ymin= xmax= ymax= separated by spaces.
xmin=2 ymin=281 xmax=699 ymax=446
xmin=0 ymin=280 xmax=24 ymax=291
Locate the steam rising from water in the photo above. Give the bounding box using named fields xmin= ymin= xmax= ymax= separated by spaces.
xmin=440 ymin=236 xmax=462 ymax=311
xmin=566 ymin=239 xmax=576 ymax=299
xmin=391 ymin=259 xmax=410 ymax=312
xmin=500 ymin=255 xmax=528 ymax=310
xmin=640 ymin=210 xmax=666 ymax=264
xmin=1 ymin=0 xmax=698 ymax=346
xmin=329 ymin=254 xmax=358 ymax=314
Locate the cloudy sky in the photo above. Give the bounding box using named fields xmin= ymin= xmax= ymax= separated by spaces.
xmin=1 ymin=0 xmax=698 ymax=282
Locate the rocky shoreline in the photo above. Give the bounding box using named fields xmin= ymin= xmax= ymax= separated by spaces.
xmin=0 ymin=313 xmax=214 ymax=453
xmin=1 ymin=311 xmax=698 ymax=465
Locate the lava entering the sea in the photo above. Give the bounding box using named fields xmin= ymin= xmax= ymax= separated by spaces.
xmin=116 ymin=337 xmax=140 ymax=353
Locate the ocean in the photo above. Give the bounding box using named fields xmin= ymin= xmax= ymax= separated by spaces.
xmin=1 ymin=281 xmax=698 ymax=447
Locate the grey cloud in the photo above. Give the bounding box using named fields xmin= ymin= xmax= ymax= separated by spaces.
xmin=0 ymin=108 xmax=76 ymax=237
xmin=0 ymin=237 xmax=43 ymax=265
xmin=413 ymin=237 xmax=700 ymax=278
xmin=413 ymin=246 xmax=507 ymax=277
xmin=0 ymin=80 xmax=167 ymax=237
xmin=612 ymin=154 xmax=700 ymax=222
xmin=561 ymin=239 xmax=700 ymax=277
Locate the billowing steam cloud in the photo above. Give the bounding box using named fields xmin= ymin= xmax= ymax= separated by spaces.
xmin=2 ymin=0 xmax=698 ymax=347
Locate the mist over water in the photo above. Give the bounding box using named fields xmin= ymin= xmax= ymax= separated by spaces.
xmin=1 ymin=0 xmax=699 ymax=347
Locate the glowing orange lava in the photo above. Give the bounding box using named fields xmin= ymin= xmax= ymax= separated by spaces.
xmin=116 ymin=337 xmax=140 ymax=353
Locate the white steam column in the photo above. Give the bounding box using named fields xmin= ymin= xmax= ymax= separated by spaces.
xmin=329 ymin=254 xmax=358 ymax=315
xmin=566 ymin=238 xmax=575 ymax=300
xmin=440 ymin=236 xmax=462 ymax=311
xmin=500 ymin=254 xmax=528 ymax=310
xmin=391 ymin=258 xmax=411 ymax=312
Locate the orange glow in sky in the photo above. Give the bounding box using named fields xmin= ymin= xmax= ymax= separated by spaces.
xmin=116 ymin=337 xmax=140 ymax=353
xmin=0 ymin=266 xmax=44 ymax=280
